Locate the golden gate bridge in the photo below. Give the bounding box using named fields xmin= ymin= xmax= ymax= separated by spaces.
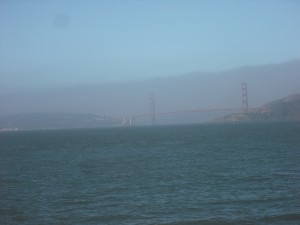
xmin=122 ymin=83 xmax=249 ymax=126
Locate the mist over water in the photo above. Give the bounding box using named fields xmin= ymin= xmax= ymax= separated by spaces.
xmin=1 ymin=1 xmax=300 ymax=118
xmin=1 ymin=60 xmax=300 ymax=118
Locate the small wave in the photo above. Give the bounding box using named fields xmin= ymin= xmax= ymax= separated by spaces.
xmin=80 ymin=213 xmax=135 ymax=223
xmin=259 ymin=213 xmax=300 ymax=223
xmin=274 ymin=172 xmax=300 ymax=177
xmin=157 ymin=218 xmax=253 ymax=225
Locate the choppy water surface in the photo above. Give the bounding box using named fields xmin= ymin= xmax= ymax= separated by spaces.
xmin=1 ymin=123 xmax=300 ymax=225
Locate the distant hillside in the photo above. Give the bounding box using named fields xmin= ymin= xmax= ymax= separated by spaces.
xmin=1 ymin=59 xmax=300 ymax=118
xmin=0 ymin=113 xmax=117 ymax=131
xmin=217 ymin=94 xmax=300 ymax=122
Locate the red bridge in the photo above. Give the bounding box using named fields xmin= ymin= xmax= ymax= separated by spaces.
xmin=122 ymin=83 xmax=249 ymax=126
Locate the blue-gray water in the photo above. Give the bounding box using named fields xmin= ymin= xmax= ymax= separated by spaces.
xmin=1 ymin=123 xmax=300 ymax=225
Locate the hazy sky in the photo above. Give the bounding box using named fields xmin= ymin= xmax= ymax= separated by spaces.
xmin=1 ymin=0 xmax=300 ymax=90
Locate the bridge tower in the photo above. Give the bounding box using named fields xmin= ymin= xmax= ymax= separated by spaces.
xmin=122 ymin=116 xmax=135 ymax=126
xmin=149 ymin=93 xmax=156 ymax=126
xmin=129 ymin=116 xmax=135 ymax=126
xmin=241 ymin=82 xmax=248 ymax=113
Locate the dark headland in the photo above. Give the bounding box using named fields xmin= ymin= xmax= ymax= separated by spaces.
xmin=216 ymin=94 xmax=300 ymax=122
